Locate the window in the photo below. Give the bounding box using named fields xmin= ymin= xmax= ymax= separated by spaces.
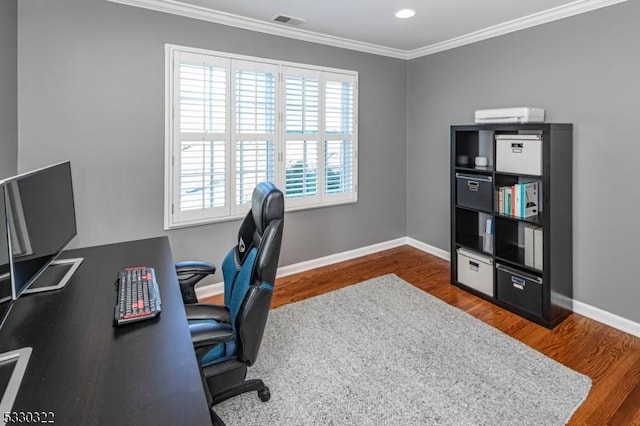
xmin=165 ymin=45 xmax=358 ymax=228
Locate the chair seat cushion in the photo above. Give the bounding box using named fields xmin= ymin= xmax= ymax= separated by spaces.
xmin=185 ymin=304 xmax=230 ymax=323
xmin=189 ymin=319 xmax=237 ymax=367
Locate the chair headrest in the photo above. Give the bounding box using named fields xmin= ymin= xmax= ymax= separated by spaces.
xmin=252 ymin=182 xmax=284 ymax=236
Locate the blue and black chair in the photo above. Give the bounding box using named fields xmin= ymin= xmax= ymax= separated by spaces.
xmin=187 ymin=182 xmax=284 ymax=407
xmin=175 ymin=203 xmax=271 ymax=324
xmin=175 ymin=193 xmax=275 ymax=324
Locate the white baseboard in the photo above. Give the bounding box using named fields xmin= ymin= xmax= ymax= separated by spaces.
xmin=195 ymin=281 xmax=224 ymax=300
xmin=573 ymin=300 xmax=640 ymax=338
xmin=195 ymin=237 xmax=408 ymax=299
xmin=275 ymin=237 xmax=408 ymax=278
xmin=194 ymin=236 xmax=640 ymax=338
xmin=405 ymin=237 xmax=451 ymax=261
xmin=404 ymin=238 xmax=640 ymax=338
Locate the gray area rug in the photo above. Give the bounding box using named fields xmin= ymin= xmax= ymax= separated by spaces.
xmin=215 ymin=274 xmax=591 ymax=425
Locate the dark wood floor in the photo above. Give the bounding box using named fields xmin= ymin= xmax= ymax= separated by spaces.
xmin=203 ymin=245 xmax=640 ymax=425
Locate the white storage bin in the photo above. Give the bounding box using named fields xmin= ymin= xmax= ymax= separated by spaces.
xmin=496 ymin=135 xmax=542 ymax=176
xmin=456 ymin=248 xmax=494 ymax=297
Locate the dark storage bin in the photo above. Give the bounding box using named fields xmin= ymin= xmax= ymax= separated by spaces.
xmin=456 ymin=173 xmax=492 ymax=212
xmin=496 ymin=264 xmax=542 ymax=317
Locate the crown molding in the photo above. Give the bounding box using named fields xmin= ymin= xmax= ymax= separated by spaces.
xmin=406 ymin=0 xmax=628 ymax=59
xmin=107 ymin=0 xmax=627 ymax=60
xmin=105 ymin=0 xmax=409 ymax=59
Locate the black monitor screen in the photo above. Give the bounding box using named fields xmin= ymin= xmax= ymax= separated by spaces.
xmin=0 ymin=185 xmax=13 ymax=323
xmin=4 ymin=162 xmax=77 ymax=299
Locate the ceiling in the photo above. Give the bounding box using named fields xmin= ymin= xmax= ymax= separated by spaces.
xmin=110 ymin=0 xmax=626 ymax=58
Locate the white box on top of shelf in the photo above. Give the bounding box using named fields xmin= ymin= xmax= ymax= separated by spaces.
xmin=495 ymin=135 xmax=543 ymax=176
xmin=474 ymin=107 xmax=545 ymax=124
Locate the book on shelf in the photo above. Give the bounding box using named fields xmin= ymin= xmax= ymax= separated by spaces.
xmin=534 ymin=227 xmax=543 ymax=270
xmin=486 ymin=217 xmax=493 ymax=235
xmin=514 ymin=184 xmax=522 ymax=217
xmin=483 ymin=217 xmax=494 ymax=253
xmin=523 ymin=181 xmax=539 ymax=217
xmin=523 ymin=224 xmax=543 ymax=270
xmin=496 ymin=181 xmax=539 ymax=218
xmin=511 ymin=186 xmax=515 ymax=216
xmin=524 ymin=225 xmax=535 ymax=267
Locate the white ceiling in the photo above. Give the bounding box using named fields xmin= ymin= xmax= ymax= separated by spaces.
xmin=110 ymin=0 xmax=626 ymax=58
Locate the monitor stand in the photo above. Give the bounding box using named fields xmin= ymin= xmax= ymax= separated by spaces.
xmin=0 ymin=347 xmax=32 ymax=416
xmin=0 ymin=274 xmax=13 ymax=330
xmin=24 ymin=258 xmax=84 ymax=295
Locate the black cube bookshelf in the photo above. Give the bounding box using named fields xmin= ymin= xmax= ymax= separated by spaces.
xmin=450 ymin=123 xmax=573 ymax=328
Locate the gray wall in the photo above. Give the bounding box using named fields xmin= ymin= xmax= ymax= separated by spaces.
xmin=0 ymin=0 xmax=18 ymax=179
xmin=16 ymin=0 xmax=638 ymax=324
xmin=17 ymin=0 xmax=407 ymax=270
xmin=407 ymin=1 xmax=640 ymax=322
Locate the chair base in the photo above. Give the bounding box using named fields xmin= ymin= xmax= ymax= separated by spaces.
xmin=210 ymin=379 xmax=270 ymax=405
xmin=204 ymin=359 xmax=271 ymax=405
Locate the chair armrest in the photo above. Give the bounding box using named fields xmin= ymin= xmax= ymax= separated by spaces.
xmin=175 ymin=260 xmax=216 ymax=277
xmin=189 ymin=321 xmax=234 ymax=349
xmin=185 ymin=304 xmax=230 ymax=323
xmin=175 ymin=261 xmax=217 ymax=304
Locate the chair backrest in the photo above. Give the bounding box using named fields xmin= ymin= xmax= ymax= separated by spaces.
xmin=222 ymin=182 xmax=284 ymax=365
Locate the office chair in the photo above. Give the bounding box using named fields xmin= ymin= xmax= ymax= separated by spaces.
xmin=175 ymin=216 xmax=264 ymax=324
xmin=175 ymin=222 xmax=266 ymax=324
xmin=188 ymin=182 xmax=284 ymax=406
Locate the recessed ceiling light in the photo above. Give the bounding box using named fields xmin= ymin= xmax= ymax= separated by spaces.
xmin=395 ymin=8 xmax=416 ymax=19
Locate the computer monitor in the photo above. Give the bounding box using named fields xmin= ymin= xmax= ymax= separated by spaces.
xmin=3 ymin=161 xmax=83 ymax=299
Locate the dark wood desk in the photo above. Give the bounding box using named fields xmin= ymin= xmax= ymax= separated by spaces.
xmin=0 ymin=237 xmax=212 ymax=425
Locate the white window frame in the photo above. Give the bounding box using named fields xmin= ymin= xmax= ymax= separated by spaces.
xmin=164 ymin=44 xmax=358 ymax=229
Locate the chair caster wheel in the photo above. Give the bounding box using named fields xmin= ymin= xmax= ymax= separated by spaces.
xmin=258 ymin=386 xmax=271 ymax=402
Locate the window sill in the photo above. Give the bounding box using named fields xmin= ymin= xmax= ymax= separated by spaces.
xmin=164 ymin=197 xmax=357 ymax=230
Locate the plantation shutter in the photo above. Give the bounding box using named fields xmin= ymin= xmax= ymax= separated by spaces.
xmin=324 ymin=73 xmax=357 ymax=202
xmin=283 ymin=67 xmax=321 ymax=206
xmin=166 ymin=45 xmax=358 ymax=229
xmin=232 ymin=61 xmax=278 ymax=213
xmin=172 ymin=52 xmax=229 ymax=224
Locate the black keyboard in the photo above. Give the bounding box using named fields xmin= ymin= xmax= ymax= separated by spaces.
xmin=114 ymin=266 xmax=162 ymax=326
